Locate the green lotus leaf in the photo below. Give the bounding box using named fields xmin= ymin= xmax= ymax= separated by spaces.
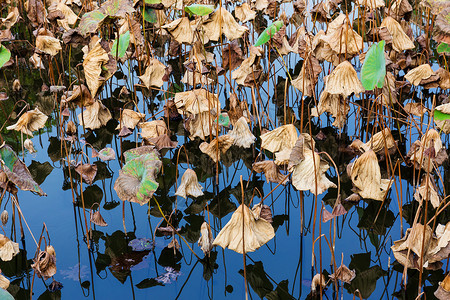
xmin=361 ymin=40 xmax=386 ymax=90
xmin=123 ymin=145 xmax=158 ymax=163
xmin=78 ymin=0 xmax=134 ymax=36
xmin=437 ymin=42 xmax=450 ymax=54
xmin=111 ymin=31 xmax=130 ymax=58
xmin=216 ymin=114 xmax=230 ymax=127
xmin=434 ymin=109 xmax=450 ymax=121
xmin=143 ymin=7 xmax=158 ymax=23
xmin=0 ymin=44 xmax=11 ymax=69
xmin=114 ymin=148 xmax=162 ymax=205
xmin=78 ymin=10 xmax=107 ymax=36
xmin=0 ymin=145 xmax=46 ymax=196
xmin=184 ymin=4 xmax=215 ymax=16
xmin=254 ymin=20 xmax=284 ymax=47
xmin=144 ymin=0 xmax=161 ymax=4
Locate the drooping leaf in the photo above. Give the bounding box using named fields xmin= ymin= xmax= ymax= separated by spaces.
xmin=361 ymin=40 xmax=386 ymax=90
xmin=437 ymin=42 xmax=450 ymax=54
xmin=0 ymin=145 xmax=46 ymax=196
xmin=111 ymin=31 xmax=130 ymax=58
xmin=0 ymin=45 xmax=11 ymax=69
xmin=184 ymin=4 xmax=214 ymax=16
xmin=254 ymin=20 xmax=284 ymax=47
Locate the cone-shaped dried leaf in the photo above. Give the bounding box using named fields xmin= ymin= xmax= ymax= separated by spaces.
xmin=329 ymin=263 xmax=356 ymax=283
xmin=434 ymin=273 xmax=450 ymax=300
xmin=414 ymin=175 xmax=441 ymax=209
xmin=78 ymin=101 xmax=112 ymax=130
xmin=75 ymin=163 xmax=98 ymax=185
xmin=324 ymin=61 xmax=364 ymax=97
xmin=139 ymin=120 xmax=168 ymax=139
xmin=35 ymin=35 xmax=62 ymax=56
xmin=253 ymin=160 xmax=288 ymax=185
xmin=292 ymin=54 xmax=322 ymax=97
xmin=175 ymin=168 xmax=203 ymax=199
xmin=202 ymin=7 xmax=248 ymax=41
xmin=139 ymin=58 xmax=166 ymax=89
xmin=212 ymin=204 xmax=275 ymax=254
xmin=31 ymin=249 xmax=57 ymax=280
xmin=83 ymin=39 xmax=109 ymax=96
xmin=434 ymin=7 xmax=450 ymax=44
xmin=235 ymin=3 xmax=256 ymax=23
xmin=97 ymin=147 xmax=116 ymax=161
xmin=0 ymin=144 xmax=46 ymax=196
xmin=174 ymin=89 xmax=219 ymax=115
xmin=90 ymin=210 xmax=108 ymax=226
xmin=290 ymin=149 xmax=336 ymax=195
xmin=407 ymin=129 xmax=447 ymax=172
xmin=311 ymin=273 xmax=326 ymax=291
xmin=64 ymin=85 xmax=94 ymax=107
xmin=0 ymin=234 xmax=19 ymax=261
xmin=358 ymin=128 xmax=396 ymax=154
xmin=6 ymin=108 xmax=48 ymax=137
xmin=116 ymin=109 xmax=145 ymax=130
xmin=260 ymin=124 xmax=298 ymax=153
xmin=380 ymin=17 xmax=415 ymax=52
xmin=321 ymin=20 xmax=363 ymax=56
xmin=1 ymin=210 xmax=8 ymax=226
xmin=186 ymin=111 xmax=218 ymax=140
xmin=162 ymin=17 xmax=194 ymax=44
xmin=252 ymin=202 xmax=273 ymax=223
xmin=231 ymin=51 xmax=263 ymax=86
xmin=114 ymin=147 xmax=162 ymax=205
xmin=145 ymin=134 xmax=178 ymax=151
xmin=350 ymin=150 xmax=392 ymax=201
xmin=405 ymin=64 xmax=436 ymax=86
xmin=311 ymin=92 xmax=349 ymax=128
xmin=228 ymin=117 xmax=256 ymax=148
xmin=198 ymin=222 xmax=213 ymax=255
xmin=199 ymin=135 xmax=234 ymax=162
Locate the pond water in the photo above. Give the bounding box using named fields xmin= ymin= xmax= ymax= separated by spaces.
xmin=0 ymin=0 xmax=449 ymax=299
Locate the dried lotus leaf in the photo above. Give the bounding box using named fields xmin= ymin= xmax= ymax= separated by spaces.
xmin=380 ymin=17 xmax=415 ymax=52
xmin=198 ymin=222 xmax=213 ymax=255
xmin=83 ymin=39 xmax=109 ymax=96
xmin=31 ymin=250 xmax=57 ymax=280
xmin=74 ymin=163 xmax=98 ymax=185
xmin=6 ymin=108 xmax=48 ymax=137
xmin=199 ymin=135 xmax=234 ymax=162
xmin=290 ymin=149 xmax=337 ymax=195
xmin=323 ymin=61 xmax=364 ymax=98
xmin=139 ymin=120 xmax=168 ymax=139
xmin=212 ymin=204 xmax=275 ymax=254
xmin=405 ymin=64 xmax=436 ymax=86
xmin=138 ymin=58 xmax=166 ymax=89
xmin=329 ymin=263 xmax=356 ymax=284
xmin=77 ymin=101 xmax=112 ymax=130
xmin=0 ymin=234 xmax=19 ymax=261
xmin=228 ymin=117 xmax=256 ymax=148
xmin=252 ymin=161 xmax=288 ymax=185
xmin=90 ymin=210 xmax=108 ymax=226
xmin=260 ymin=124 xmax=298 ymax=154
xmin=350 ymin=150 xmax=392 ymax=201
xmin=162 ymin=17 xmax=194 ymax=44
xmin=116 ymin=109 xmax=145 ymax=130
xmin=174 ymin=89 xmax=219 ymax=115
xmin=114 ymin=148 xmax=162 ymax=205
xmin=175 ymin=168 xmax=203 ymax=199
xmin=202 ymin=7 xmax=248 ymax=41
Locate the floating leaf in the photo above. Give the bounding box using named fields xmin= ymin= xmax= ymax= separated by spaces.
xmin=254 ymin=20 xmax=284 ymax=47
xmin=0 ymin=45 xmax=11 ymax=69
xmin=184 ymin=4 xmax=214 ymax=16
xmin=361 ymin=40 xmax=386 ymax=90
xmin=0 ymin=145 xmax=45 ymax=196
xmin=437 ymin=42 xmax=450 ymax=54
xmin=114 ymin=147 xmax=162 ymax=205
xmin=111 ymin=31 xmax=130 ymax=58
